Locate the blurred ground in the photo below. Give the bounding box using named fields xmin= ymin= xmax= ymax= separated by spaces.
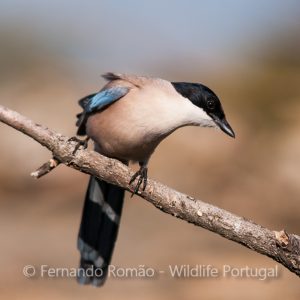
xmin=0 ymin=2 xmax=300 ymax=299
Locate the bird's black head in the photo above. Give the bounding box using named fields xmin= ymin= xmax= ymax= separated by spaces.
xmin=171 ymin=82 xmax=235 ymax=138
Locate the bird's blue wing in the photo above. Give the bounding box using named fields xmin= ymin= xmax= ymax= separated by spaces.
xmin=85 ymin=86 xmax=129 ymax=113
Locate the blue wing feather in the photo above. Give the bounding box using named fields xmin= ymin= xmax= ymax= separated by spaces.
xmin=85 ymin=87 xmax=129 ymax=113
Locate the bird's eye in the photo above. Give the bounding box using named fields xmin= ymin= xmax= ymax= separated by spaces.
xmin=207 ymin=99 xmax=216 ymax=110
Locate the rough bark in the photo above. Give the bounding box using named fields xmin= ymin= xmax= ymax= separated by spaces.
xmin=0 ymin=104 xmax=299 ymax=277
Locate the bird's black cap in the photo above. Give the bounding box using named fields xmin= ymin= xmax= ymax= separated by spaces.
xmin=171 ymin=82 xmax=235 ymax=138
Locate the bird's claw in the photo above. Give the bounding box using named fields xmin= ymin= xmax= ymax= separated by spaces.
xmin=129 ymin=166 xmax=148 ymax=197
xmin=68 ymin=136 xmax=90 ymax=155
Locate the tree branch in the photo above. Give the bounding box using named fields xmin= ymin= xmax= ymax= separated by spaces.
xmin=0 ymin=104 xmax=299 ymax=277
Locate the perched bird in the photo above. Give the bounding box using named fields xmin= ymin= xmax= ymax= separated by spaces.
xmin=75 ymin=72 xmax=235 ymax=286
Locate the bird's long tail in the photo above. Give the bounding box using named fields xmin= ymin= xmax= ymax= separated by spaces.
xmin=77 ymin=176 xmax=124 ymax=286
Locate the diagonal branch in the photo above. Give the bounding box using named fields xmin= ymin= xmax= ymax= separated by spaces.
xmin=0 ymin=104 xmax=299 ymax=277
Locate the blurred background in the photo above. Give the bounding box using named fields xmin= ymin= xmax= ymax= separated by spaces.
xmin=0 ymin=0 xmax=300 ymax=299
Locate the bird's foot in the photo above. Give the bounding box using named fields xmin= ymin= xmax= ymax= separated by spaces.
xmin=129 ymin=165 xmax=148 ymax=197
xmin=68 ymin=136 xmax=90 ymax=155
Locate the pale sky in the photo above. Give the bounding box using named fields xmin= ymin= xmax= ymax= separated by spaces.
xmin=0 ymin=0 xmax=299 ymax=79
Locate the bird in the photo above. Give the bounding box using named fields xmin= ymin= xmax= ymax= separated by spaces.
xmin=74 ymin=72 xmax=235 ymax=286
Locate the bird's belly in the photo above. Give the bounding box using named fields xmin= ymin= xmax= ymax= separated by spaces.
xmin=85 ymin=87 xmax=188 ymax=162
xmin=86 ymin=113 xmax=160 ymax=162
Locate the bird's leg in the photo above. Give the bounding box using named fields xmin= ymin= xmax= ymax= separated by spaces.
xmin=68 ymin=136 xmax=90 ymax=154
xmin=129 ymin=162 xmax=148 ymax=197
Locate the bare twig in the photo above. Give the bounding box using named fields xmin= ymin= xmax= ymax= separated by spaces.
xmin=31 ymin=157 xmax=60 ymax=178
xmin=0 ymin=104 xmax=299 ymax=277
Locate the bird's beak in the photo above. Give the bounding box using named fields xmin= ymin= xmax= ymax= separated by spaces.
xmin=213 ymin=116 xmax=235 ymax=138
